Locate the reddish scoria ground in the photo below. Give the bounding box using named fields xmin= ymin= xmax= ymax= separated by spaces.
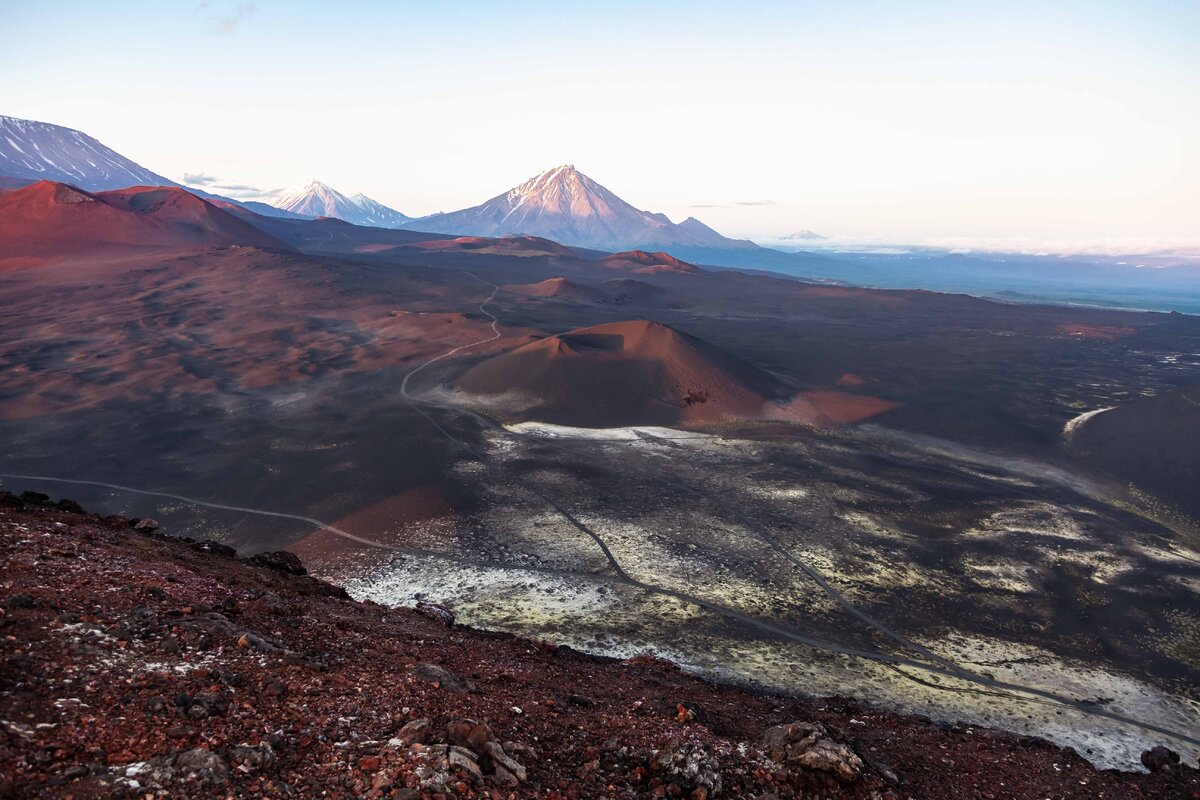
xmin=1 ymin=494 xmax=1196 ymax=799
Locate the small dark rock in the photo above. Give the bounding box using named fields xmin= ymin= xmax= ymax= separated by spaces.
xmin=194 ymin=540 xmax=238 ymax=558
xmin=19 ymin=491 xmax=50 ymax=505
xmin=413 ymin=663 xmax=471 ymax=693
xmin=62 ymin=765 xmax=89 ymax=780
xmin=568 ymin=694 xmax=596 ymax=707
xmin=248 ymin=550 xmax=307 ymax=576
xmin=6 ymin=593 xmax=34 ymax=609
xmin=415 ymin=601 xmax=455 ymax=626
xmin=56 ymin=498 xmax=85 ymax=514
xmin=0 ymin=491 xmax=25 ymax=509
xmin=1141 ymin=745 xmax=1180 ymax=772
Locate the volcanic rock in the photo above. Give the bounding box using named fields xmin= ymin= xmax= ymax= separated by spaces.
xmin=413 ymin=662 xmax=472 ymax=692
xmin=651 ymin=739 xmax=723 ymax=797
xmin=760 ymin=721 xmax=864 ymax=785
xmin=1141 ymin=745 xmax=1181 ymax=772
xmin=247 ymin=549 xmax=307 ymax=575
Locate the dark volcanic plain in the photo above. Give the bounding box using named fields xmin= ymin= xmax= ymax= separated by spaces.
xmin=1 ymin=184 xmax=1199 ymax=776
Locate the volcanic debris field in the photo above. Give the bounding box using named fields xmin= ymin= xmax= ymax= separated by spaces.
xmin=2 ymin=497 xmax=1199 ymax=799
xmin=2 ymin=227 xmax=1200 ymax=786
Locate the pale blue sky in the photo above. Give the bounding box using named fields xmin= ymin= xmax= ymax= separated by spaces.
xmin=4 ymin=1 xmax=1198 ymax=249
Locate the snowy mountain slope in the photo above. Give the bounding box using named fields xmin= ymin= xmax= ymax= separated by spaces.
xmin=272 ymin=180 xmax=410 ymax=228
xmin=349 ymin=192 xmax=412 ymax=227
xmin=403 ymin=165 xmax=762 ymax=252
xmin=0 ymin=115 xmax=177 ymax=190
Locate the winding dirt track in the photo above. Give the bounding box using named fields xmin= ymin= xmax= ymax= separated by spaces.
xmin=3 ymin=272 xmax=1197 ymax=751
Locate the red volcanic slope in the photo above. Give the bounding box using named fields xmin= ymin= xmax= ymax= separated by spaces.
xmin=456 ymin=319 xmax=785 ymax=427
xmin=599 ymin=250 xmax=701 ymax=274
xmin=0 ymin=181 xmax=291 ymax=263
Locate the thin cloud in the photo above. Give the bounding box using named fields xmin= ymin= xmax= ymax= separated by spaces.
xmin=182 ymin=172 xmax=217 ymax=186
xmin=198 ymin=1 xmax=256 ymax=34
xmin=690 ymin=200 xmax=777 ymax=208
xmin=180 ymin=172 xmax=276 ymax=199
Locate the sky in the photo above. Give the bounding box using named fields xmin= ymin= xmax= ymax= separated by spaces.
xmin=3 ymin=1 xmax=1198 ymax=251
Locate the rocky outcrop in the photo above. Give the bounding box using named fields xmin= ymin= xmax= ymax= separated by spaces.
xmin=760 ymin=721 xmax=865 ymax=788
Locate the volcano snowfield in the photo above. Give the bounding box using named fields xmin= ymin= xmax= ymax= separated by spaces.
xmin=2 ymin=195 xmax=1199 ymax=771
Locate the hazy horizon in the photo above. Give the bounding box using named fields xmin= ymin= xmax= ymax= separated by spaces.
xmin=4 ymin=1 xmax=1198 ymax=253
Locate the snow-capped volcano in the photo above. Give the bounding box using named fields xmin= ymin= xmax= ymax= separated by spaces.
xmin=0 ymin=115 xmax=179 ymax=191
xmin=405 ymin=165 xmax=759 ymax=252
xmin=781 ymin=229 xmax=827 ymax=241
xmin=272 ymin=180 xmax=410 ymax=228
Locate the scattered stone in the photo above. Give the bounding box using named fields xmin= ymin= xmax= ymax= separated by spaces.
xmin=392 ymin=718 xmax=431 ymax=746
xmin=448 ymin=746 xmax=484 ymax=782
xmin=133 ymin=518 xmax=160 ymax=532
xmin=173 ymin=747 xmax=229 ymax=784
xmin=5 ymin=593 xmax=34 ymax=609
xmin=237 ymin=631 xmax=278 ymax=651
xmin=503 ymin=741 xmax=539 ymax=763
xmin=652 ymin=740 xmax=722 ymax=796
xmin=229 ymin=742 xmax=277 ymax=775
xmin=481 ymin=740 xmax=527 ymax=782
xmin=413 ymin=663 xmax=471 ymax=692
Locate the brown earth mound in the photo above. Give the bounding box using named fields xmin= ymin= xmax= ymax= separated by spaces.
xmin=600 ymin=250 xmax=701 ymax=274
xmin=0 ymin=182 xmax=291 ymax=265
xmin=455 ymin=319 xmax=786 ymax=426
xmin=504 ymin=277 xmax=610 ymax=304
xmin=403 ymin=236 xmax=577 ymax=258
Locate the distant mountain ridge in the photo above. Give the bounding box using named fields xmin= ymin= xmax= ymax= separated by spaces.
xmin=782 ymin=230 xmax=827 ymax=241
xmin=0 ymin=115 xmax=826 ymax=272
xmin=404 ymin=165 xmax=765 ymax=253
xmin=0 ymin=115 xmax=303 ymax=219
xmin=272 ymin=180 xmax=411 ymax=228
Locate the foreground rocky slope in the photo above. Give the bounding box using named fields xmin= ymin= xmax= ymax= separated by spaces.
xmin=0 ymin=494 xmax=1195 ymax=799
